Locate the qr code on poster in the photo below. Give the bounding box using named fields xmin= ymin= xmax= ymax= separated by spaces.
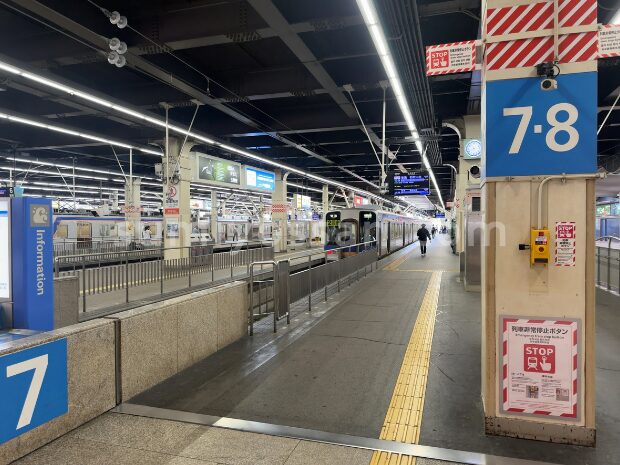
xmin=526 ymin=385 xmax=539 ymax=399
xmin=556 ymin=388 xmax=570 ymax=401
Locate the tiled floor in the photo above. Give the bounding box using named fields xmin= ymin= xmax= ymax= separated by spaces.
xmin=13 ymin=413 xmax=377 ymax=465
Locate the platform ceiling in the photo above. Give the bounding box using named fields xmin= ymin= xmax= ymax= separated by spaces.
xmin=0 ymin=0 xmax=618 ymax=206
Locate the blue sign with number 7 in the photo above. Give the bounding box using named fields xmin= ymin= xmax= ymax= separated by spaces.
xmin=0 ymin=339 xmax=68 ymax=444
xmin=484 ymin=72 xmax=597 ymax=177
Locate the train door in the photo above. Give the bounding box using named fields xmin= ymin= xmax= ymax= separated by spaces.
xmin=359 ymin=211 xmax=377 ymax=250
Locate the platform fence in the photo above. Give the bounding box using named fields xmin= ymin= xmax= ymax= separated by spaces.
xmin=249 ymin=241 xmax=378 ymax=335
xmin=596 ymin=236 xmax=620 ymax=294
xmin=55 ymin=242 xmax=274 ymax=314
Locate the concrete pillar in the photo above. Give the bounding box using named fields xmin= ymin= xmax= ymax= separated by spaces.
xmin=124 ymin=177 xmax=141 ymax=242
xmin=481 ymin=0 xmax=597 ymax=445
xmin=321 ymin=185 xmax=329 ymax=245
xmin=210 ymin=190 xmax=218 ymax=243
xmin=271 ymin=170 xmax=288 ymax=253
xmin=163 ymin=137 xmax=192 ymax=259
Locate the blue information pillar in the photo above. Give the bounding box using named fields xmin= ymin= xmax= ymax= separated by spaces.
xmin=11 ymin=198 xmax=54 ymax=331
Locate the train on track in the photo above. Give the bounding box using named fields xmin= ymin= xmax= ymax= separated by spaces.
xmin=324 ymin=206 xmax=423 ymax=258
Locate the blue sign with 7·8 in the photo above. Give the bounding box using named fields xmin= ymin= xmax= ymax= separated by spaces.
xmin=0 ymin=339 xmax=68 ymax=444
xmin=484 ymin=72 xmax=597 ymax=178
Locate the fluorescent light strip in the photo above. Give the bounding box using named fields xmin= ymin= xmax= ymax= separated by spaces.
xmin=0 ymin=111 xmax=161 ymax=156
xmin=0 ymin=58 xmax=419 ymax=213
xmin=355 ymin=0 xmax=445 ymax=210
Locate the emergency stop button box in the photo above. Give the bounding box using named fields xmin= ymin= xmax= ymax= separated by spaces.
xmin=530 ymin=228 xmax=550 ymax=265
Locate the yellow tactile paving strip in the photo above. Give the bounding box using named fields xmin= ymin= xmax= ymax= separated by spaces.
xmin=369 ymin=271 xmax=442 ymax=465
xmin=382 ymin=251 xmax=412 ymax=271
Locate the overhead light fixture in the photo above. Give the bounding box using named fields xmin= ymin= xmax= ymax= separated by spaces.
xmin=0 ymin=111 xmax=160 ymax=156
xmin=355 ymin=0 xmax=445 ymax=210
xmin=0 ymin=58 xmax=420 ymax=212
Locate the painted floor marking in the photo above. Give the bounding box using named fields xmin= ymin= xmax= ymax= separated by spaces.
xmin=370 ymin=271 xmax=442 ymax=465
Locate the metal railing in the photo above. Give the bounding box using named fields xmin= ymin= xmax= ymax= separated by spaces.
xmin=56 ymin=242 xmax=274 ymax=314
xmin=596 ymin=236 xmax=620 ymax=293
xmin=248 ymin=241 xmax=379 ymax=334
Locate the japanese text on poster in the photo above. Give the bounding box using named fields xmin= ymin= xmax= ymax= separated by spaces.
xmin=501 ymin=317 xmax=579 ymax=419
xmin=555 ymin=222 xmax=576 ymax=267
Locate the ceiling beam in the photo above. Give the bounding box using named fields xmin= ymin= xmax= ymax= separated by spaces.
xmin=247 ymin=0 xmax=357 ymax=120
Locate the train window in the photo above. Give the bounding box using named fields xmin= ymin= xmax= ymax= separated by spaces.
xmin=325 ymin=212 xmax=341 ymax=246
xmin=359 ymin=211 xmax=377 ymax=244
xmin=77 ymin=222 xmax=91 ymax=239
xmin=55 ymin=224 xmax=68 ymax=239
xmin=339 ymin=220 xmax=358 ymax=245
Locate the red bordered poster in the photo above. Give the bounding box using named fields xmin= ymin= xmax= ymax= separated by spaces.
xmin=500 ymin=317 xmax=579 ymax=420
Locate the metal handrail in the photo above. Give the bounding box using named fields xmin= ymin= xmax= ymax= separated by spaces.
xmin=54 ymin=240 xmax=272 ymax=263
xmin=249 ymin=261 xmax=279 ymax=336
xmin=595 ymin=236 xmax=620 ymax=293
xmin=281 ymin=240 xmax=378 ymax=262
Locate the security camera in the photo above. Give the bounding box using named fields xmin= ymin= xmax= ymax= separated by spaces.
xmin=469 ymin=165 xmax=480 ymax=179
xmin=540 ymin=78 xmax=557 ymax=91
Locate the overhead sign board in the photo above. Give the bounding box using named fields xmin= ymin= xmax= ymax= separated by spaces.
xmin=245 ymin=167 xmax=275 ymax=192
xmin=0 ymin=339 xmax=68 ymax=444
xmin=501 ymin=317 xmax=579 ymax=420
xmin=485 ymin=72 xmax=597 ymax=178
xmin=598 ymin=24 xmax=620 ymax=58
xmin=196 ymin=153 xmax=240 ymax=187
xmin=426 ymin=41 xmax=476 ymax=76
xmin=388 ymin=173 xmax=430 ymax=196
xmin=353 ymin=195 xmax=368 ymax=207
xmin=0 ymin=199 xmax=9 ymax=300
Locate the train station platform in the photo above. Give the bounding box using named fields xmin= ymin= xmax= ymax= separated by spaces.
xmin=11 ymin=236 xmax=620 ymax=465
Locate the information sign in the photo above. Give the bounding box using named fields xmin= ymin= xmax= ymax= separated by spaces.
xmin=197 ymin=154 xmax=240 ymax=186
xmin=555 ymin=222 xmax=576 ymax=267
xmin=388 ymin=173 xmax=430 ymax=196
xmin=0 ymin=199 xmax=9 ymax=300
xmin=164 ymin=184 xmax=180 ymax=216
xmin=0 ymin=339 xmax=68 ymax=444
xmin=294 ymin=194 xmax=311 ymax=210
xmin=426 ymin=41 xmax=476 ymax=76
xmin=485 ymin=72 xmax=597 ymax=177
xmin=598 ymin=24 xmax=620 ymax=58
xmin=501 ymin=317 xmax=579 ymax=419
xmin=245 ymin=167 xmax=275 ymax=192
xmin=11 ymin=198 xmax=54 ymax=331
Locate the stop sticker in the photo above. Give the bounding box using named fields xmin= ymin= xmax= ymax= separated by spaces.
xmin=523 ymin=344 xmax=555 ymax=374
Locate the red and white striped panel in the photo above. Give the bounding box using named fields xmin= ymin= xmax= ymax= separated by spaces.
xmin=271 ymin=203 xmax=289 ymax=214
xmin=558 ymin=31 xmax=598 ymax=63
xmin=485 ymin=31 xmax=597 ymax=70
xmin=425 ymin=41 xmax=476 ymax=76
xmin=486 ymin=36 xmax=554 ymax=70
xmin=486 ymin=0 xmax=596 ymax=37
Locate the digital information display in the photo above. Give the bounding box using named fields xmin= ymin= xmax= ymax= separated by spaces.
xmin=0 ymin=199 xmax=9 ymax=299
xmin=197 ymin=154 xmax=240 ymax=186
xmin=245 ymin=167 xmax=275 ymax=192
xmin=389 ymin=173 xmax=430 ymax=196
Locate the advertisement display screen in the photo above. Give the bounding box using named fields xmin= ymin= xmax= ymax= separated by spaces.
xmin=197 ymin=154 xmax=240 ymax=186
xmin=294 ymin=194 xmax=311 ymax=210
xmin=389 ymin=173 xmax=430 ymax=196
xmin=0 ymin=199 xmax=9 ymax=299
xmin=245 ymin=167 xmax=275 ymax=192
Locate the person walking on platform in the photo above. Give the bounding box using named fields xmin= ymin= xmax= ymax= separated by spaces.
xmin=431 ymin=225 xmax=437 ymax=238
xmin=417 ymin=224 xmax=432 ymax=256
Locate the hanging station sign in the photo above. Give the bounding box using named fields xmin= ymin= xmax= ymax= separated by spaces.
xmin=196 ymin=153 xmax=241 ymax=187
xmin=500 ymin=317 xmax=579 ymax=420
xmin=388 ymin=173 xmax=430 ymax=196
xmin=245 ymin=167 xmax=275 ymax=192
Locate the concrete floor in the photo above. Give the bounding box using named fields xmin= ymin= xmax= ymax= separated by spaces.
xmin=15 ymin=236 xmax=618 ymax=465
xmin=130 ymin=242 xmax=430 ymax=438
